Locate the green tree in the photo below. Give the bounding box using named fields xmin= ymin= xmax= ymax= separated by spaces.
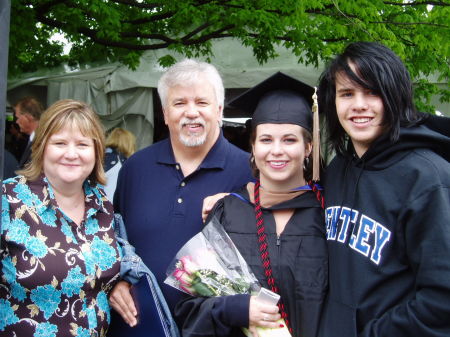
xmin=9 ymin=0 xmax=450 ymax=110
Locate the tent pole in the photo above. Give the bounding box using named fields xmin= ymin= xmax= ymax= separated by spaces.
xmin=1 ymin=0 xmax=11 ymax=248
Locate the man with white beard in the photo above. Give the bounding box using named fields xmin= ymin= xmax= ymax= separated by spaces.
xmin=107 ymin=59 xmax=253 ymax=337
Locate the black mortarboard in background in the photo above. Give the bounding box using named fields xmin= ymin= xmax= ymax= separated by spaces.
xmin=227 ymin=72 xmax=321 ymax=181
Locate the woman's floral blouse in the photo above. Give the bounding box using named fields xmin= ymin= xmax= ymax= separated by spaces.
xmin=1 ymin=175 xmax=121 ymax=337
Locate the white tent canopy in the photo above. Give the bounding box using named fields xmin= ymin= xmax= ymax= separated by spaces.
xmin=7 ymin=38 xmax=448 ymax=149
xmin=7 ymin=39 xmax=324 ymax=149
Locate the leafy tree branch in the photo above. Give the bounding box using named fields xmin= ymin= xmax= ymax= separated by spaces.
xmin=9 ymin=0 xmax=449 ymax=112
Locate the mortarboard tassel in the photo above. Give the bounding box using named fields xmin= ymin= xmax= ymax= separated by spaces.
xmin=312 ymin=87 xmax=320 ymax=182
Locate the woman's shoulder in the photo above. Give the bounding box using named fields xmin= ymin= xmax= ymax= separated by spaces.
xmin=207 ymin=191 xmax=255 ymax=234
xmin=3 ymin=174 xmax=24 ymax=184
xmin=85 ymin=182 xmax=114 ymax=211
xmin=2 ymin=175 xmax=32 ymax=194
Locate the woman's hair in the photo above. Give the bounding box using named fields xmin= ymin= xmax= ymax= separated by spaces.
xmin=318 ymin=41 xmax=421 ymax=155
xmin=18 ymin=99 xmax=107 ymax=185
xmin=157 ymin=59 xmax=224 ymax=122
xmin=249 ymin=125 xmax=315 ymax=181
xmin=105 ymin=127 xmax=136 ymax=158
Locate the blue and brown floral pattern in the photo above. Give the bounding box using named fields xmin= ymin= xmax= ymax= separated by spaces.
xmin=96 ymin=291 xmax=111 ymax=324
xmin=10 ymin=283 xmax=27 ymax=303
xmin=2 ymin=257 xmax=27 ymax=302
xmin=85 ymin=217 xmax=100 ymax=235
xmin=1 ymin=175 xmax=120 ymax=336
xmin=83 ymin=302 xmax=98 ymax=330
xmin=0 ymin=299 xmax=19 ymax=330
xmin=30 ymin=285 xmax=62 ymax=319
xmin=34 ymin=321 xmax=58 ymax=337
xmin=6 ymin=219 xmax=29 ymax=244
xmin=61 ymin=266 xmax=85 ymax=297
xmin=25 ymin=236 xmax=48 ymax=258
xmin=76 ymin=326 xmax=91 ymax=337
xmin=2 ymin=256 xmax=17 ymax=284
xmin=91 ymin=236 xmax=117 ymax=271
xmin=40 ymin=208 xmax=58 ymax=227
xmin=60 ymin=217 xmax=78 ymax=244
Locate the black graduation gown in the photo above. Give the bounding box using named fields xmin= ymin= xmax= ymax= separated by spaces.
xmin=175 ymin=186 xmax=328 ymax=337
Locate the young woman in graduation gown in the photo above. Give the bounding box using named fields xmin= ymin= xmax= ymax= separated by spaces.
xmin=174 ymin=73 xmax=328 ymax=337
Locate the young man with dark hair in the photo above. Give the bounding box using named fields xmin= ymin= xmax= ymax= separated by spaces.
xmin=318 ymin=41 xmax=450 ymax=337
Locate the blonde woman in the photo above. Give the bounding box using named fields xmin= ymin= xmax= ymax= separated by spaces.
xmin=104 ymin=128 xmax=136 ymax=201
xmin=1 ymin=99 xmax=121 ymax=336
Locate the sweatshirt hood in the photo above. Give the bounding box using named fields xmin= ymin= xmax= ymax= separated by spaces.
xmin=344 ymin=116 xmax=450 ymax=170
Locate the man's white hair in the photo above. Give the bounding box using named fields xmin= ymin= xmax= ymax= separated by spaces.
xmin=157 ymin=59 xmax=225 ymax=122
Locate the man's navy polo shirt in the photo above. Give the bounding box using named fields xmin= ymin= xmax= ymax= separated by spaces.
xmin=114 ymin=133 xmax=253 ymax=311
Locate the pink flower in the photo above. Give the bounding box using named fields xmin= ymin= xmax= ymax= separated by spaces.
xmin=173 ymin=268 xmax=192 ymax=286
xmin=179 ymin=256 xmax=199 ymax=274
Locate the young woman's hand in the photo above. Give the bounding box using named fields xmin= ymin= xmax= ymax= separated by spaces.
xmin=109 ymin=280 xmax=138 ymax=327
xmin=202 ymin=193 xmax=229 ymax=222
xmin=248 ymin=295 xmax=282 ymax=336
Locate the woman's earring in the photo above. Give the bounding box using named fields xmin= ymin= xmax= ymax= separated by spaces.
xmin=303 ymin=156 xmax=310 ymax=170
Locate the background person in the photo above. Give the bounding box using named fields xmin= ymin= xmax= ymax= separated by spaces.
xmin=2 ymin=149 xmax=18 ymax=180
xmin=175 ymin=72 xmax=327 ymax=337
xmin=103 ymin=127 xmax=136 ymax=201
xmin=107 ymin=59 xmax=253 ymax=336
xmin=1 ymin=99 xmax=121 ymax=336
xmin=5 ymin=120 xmax=28 ymax=162
xmin=13 ymin=96 xmax=44 ymax=168
xmin=317 ymin=41 xmax=450 ymax=337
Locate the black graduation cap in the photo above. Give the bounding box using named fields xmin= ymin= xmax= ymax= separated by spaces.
xmin=228 ymin=72 xmax=321 ymax=181
xmin=227 ymin=72 xmax=315 ymax=131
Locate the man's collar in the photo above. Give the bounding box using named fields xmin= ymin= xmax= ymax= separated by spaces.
xmin=156 ymin=138 xmax=177 ymax=165
xmin=199 ymin=131 xmax=228 ymax=169
xmin=157 ymin=131 xmax=229 ymax=170
xmin=29 ymin=130 xmax=35 ymax=142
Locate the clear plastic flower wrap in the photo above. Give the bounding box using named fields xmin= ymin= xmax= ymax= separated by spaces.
xmin=165 ymin=215 xmax=260 ymax=297
xmin=165 ymin=215 xmax=292 ymax=337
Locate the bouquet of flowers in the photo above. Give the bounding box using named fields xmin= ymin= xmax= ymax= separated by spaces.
xmin=165 ymin=216 xmax=291 ymax=337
